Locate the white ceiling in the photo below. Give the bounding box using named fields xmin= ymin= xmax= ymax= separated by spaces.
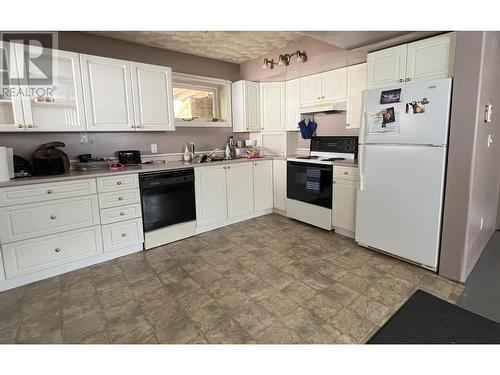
xmin=91 ymin=31 xmax=305 ymax=63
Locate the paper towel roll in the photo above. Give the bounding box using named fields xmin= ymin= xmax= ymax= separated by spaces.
xmin=0 ymin=146 xmax=12 ymax=182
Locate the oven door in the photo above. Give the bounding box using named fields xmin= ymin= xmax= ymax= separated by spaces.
xmin=287 ymin=161 xmax=333 ymax=209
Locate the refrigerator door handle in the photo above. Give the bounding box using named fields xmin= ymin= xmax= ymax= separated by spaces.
xmin=359 ymin=90 xmax=367 ymax=145
xmin=358 ymin=144 xmax=365 ymax=191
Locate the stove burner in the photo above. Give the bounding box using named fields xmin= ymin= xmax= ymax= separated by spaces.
xmin=321 ymin=157 xmax=346 ymax=161
xmin=296 ymin=155 xmax=319 ymax=159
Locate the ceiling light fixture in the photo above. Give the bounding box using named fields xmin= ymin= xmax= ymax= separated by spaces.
xmin=262 ymin=50 xmax=307 ymax=69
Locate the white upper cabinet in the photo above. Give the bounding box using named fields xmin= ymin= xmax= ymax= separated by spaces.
xmin=367 ymin=44 xmax=407 ymax=88
xmin=300 ymin=74 xmax=323 ymax=106
xmin=346 ymin=63 xmax=367 ymax=129
xmin=226 ymin=162 xmax=254 ymax=219
xmin=232 ymin=80 xmax=260 ymax=132
xmin=367 ymin=34 xmax=453 ymax=89
xmin=0 ymin=42 xmax=27 ymax=132
xmin=130 ymin=62 xmax=175 ymax=131
xmin=253 ymin=160 xmax=273 ymax=211
xmin=80 ymin=54 xmax=135 ymax=131
xmin=322 ymin=67 xmax=347 ymax=102
xmin=405 ymin=34 xmax=453 ymax=83
xmin=20 ymin=48 xmax=87 ymax=132
xmin=285 ymin=79 xmax=301 ymax=131
xmin=300 ymin=68 xmax=347 ymax=108
xmin=260 ymin=82 xmax=285 ymax=132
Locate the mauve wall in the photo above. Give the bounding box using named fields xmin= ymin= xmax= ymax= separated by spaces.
xmin=1 ymin=32 xmax=243 ymax=160
xmin=439 ymin=31 xmax=500 ymax=282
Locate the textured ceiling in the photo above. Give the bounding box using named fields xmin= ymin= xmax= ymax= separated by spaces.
xmin=90 ymin=31 xmax=305 ymax=63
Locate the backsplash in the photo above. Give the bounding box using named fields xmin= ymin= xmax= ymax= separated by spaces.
xmin=296 ymin=112 xmax=359 ymax=150
xmin=0 ymin=127 xmax=248 ymax=160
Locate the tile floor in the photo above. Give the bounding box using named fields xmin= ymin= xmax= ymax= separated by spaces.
xmin=0 ymin=214 xmax=464 ymax=344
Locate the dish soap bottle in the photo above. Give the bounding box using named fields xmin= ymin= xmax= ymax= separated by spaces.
xmin=183 ymin=145 xmax=191 ymax=162
xmin=225 ymin=143 xmax=231 ymax=159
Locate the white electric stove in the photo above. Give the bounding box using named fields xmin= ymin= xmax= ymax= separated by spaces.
xmin=286 ymin=136 xmax=358 ymax=230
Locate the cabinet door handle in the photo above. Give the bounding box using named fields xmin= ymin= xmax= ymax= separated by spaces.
xmin=118 ymin=196 xmax=124 ymax=201
xmin=54 ymin=248 xmax=61 ymax=253
xmin=122 ymin=233 xmax=127 ymax=237
xmin=47 ymin=189 xmax=54 ymax=194
xmin=223 ymin=166 xmax=226 ymax=170
xmin=130 ymin=124 xmax=135 ymax=129
xmin=136 ymin=124 xmax=141 ymax=128
xmin=344 ymin=171 xmax=348 ymax=175
xmin=50 ymin=215 xmax=57 ymax=220
xmin=27 ymin=124 xmax=33 ymax=128
xmin=17 ymin=124 xmax=24 ymax=128
xmin=406 ymin=78 xmax=411 ymax=82
xmin=227 ymin=166 xmax=231 ymax=169
xmin=117 ymin=181 xmax=122 ymax=185
xmin=399 ymin=79 xmax=404 ymax=83
xmin=120 ymin=212 xmax=125 ymax=216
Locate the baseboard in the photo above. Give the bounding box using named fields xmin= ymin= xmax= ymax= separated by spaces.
xmin=273 ymin=208 xmax=287 ymax=216
xmin=333 ymin=226 xmax=355 ymax=239
xmin=0 ymin=243 xmax=143 ymax=292
xmin=196 ymin=209 xmax=273 ymax=234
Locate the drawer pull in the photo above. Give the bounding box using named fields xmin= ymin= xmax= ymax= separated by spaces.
xmin=118 ymin=197 xmax=124 ymax=201
xmin=121 ymin=233 xmax=127 ymax=237
xmin=120 ymin=212 xmax=125 ymax=216
xmin=343 ymin=171 xmax=348 ymax=175
xmin=117 ymin=181 xmax=122 ymax=185
xmin=47 ymin=189 xmax=54 ymax=194
xmin=54 ymin=248 xmax=61 ymax=253
xmin=50 ymin=215 xmax=57 ymax=220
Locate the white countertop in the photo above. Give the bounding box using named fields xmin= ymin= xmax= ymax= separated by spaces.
xmin=0 ymin=156 xmax=278 ymax=188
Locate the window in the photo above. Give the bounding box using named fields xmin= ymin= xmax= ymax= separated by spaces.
xmin=172 ymin=73 xmax=231 ymax=127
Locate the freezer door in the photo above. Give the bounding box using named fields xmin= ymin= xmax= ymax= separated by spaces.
xmin=362 ymin=78 xmax=452 ymax=145
xmin=355 ymin=144 xmax=447 ymax=269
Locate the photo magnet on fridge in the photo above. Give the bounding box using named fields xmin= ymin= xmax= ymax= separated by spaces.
xmin=382 ymin=107 xmax=396 ymax=124
xmin=406 ymin=98 xmax=429 ymax=114
xmin=380 ymin=88 xmax=401 ymax=104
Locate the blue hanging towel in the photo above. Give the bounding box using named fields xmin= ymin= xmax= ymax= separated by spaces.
xmin=298 ymin=119 xmax=318 ymax=139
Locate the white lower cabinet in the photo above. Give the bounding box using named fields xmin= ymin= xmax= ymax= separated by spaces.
xmin=226 ymin=163 xmax=254 ymax=219
xmin=273 ymin=160 xmax=287 ymax=212
xmin=195 ymin=164 xmax=228 ymax=227
xmin=0 ymin=195 xmax=100 ymax=243
xmin=253 ymin=160 xmax=273 ymax=211
xmin=102 ymin=218 xmax=144 ymax=253
xmin=2 ymin=226 xmax=103 ymax=278
xmin=195 ymin=160 xmax=274 ymax=230
xmin=332 ymin=166 xmax=358 ymax=237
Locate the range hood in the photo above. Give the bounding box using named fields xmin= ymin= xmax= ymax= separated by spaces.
xmin=299 ymin=100 xmax=347 ymax=114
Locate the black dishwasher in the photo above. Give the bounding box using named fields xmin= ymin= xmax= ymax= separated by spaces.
xmin=139 ymin=169 xmax=196 ymax=233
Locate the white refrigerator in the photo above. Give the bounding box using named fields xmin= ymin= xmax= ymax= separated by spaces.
xmin=355 ymin=78 xmax=452 ymax=270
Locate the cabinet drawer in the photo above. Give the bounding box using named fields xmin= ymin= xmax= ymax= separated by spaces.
xmin=2 ymin=225 xmax=103 ymax=278
xmin=0 ymin=178 xmax=96 ymax=207
xmin=333 ymin=166 xmax=358 ymax=181
xmin=100 ymin=203 xmax=142 ymax=225
xmin=97 ymin=174 xmax=139 ymax=193
xmin=102 ymin=218 xmax=144 ymax=253
xmin=98 ymin=189 xmax=141 ymax=209
xmin=0 ymin=195 xmax=100 ymax=244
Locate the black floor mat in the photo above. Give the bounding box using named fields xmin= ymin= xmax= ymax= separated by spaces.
xmin=368 ymin=289 xmax=500 ymax=344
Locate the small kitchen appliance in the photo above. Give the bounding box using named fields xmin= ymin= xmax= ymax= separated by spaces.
xmin=118 ymin=150 xmax=142 ymax=165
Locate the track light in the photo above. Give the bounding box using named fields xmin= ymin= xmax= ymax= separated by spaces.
xmin=262 ymin=50 xmax=307 ymax=69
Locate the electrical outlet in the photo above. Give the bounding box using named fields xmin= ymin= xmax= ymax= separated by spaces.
xmin=480 ymin=217 xmax=484 ymax=230
xmin=151 ymin=144 xmax=158 ymax=154
xmin=80 ymin=132 xmax=88 ymax=144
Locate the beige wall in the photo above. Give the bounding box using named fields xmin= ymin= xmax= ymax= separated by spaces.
xmin=1 ymin=32 xmax=244 ymax=160
xmin=439 ymin=31 xmax=500 ymax=282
